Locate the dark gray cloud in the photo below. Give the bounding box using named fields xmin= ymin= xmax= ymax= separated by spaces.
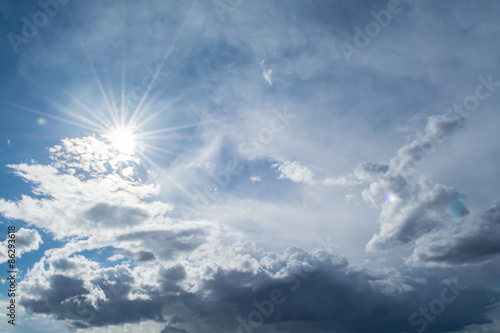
xmin=358 ymin=161 xmax=389 ymax=175
xmin=0 ymin=227 xmax=43 ymax=263
xmin=84 ymin=203 xmax=149 ymax=227
xmin=50 ymin=258 xmax=80 ymax=271
xmin=21 ymin=275 xmax=89 ymax=316
xmin=409 ymin=202 xmax=500 ymax=266
xmin=116 ymin=228 xmax=206 ymax=260
xmin=15 ymin=228 xmax=43 ymax=249
xmin=136 ymin=250 xmax=156 ymax=262
xmin=19 ymin=247 xmax=498 ymax=333
xmin=161 ymin=327 xmax=189 ymax=333
xmin=22 ymin=271 xmax=167 ymax=328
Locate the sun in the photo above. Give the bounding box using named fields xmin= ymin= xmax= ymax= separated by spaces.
xmin=105 ymin=127 xmax=136 ymax=154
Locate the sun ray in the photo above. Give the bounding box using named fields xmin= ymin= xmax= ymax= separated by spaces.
xmin=36 ymin=70 xmax=113 ymax=130
xmin=133 ymin=88 xmax=192 ymax=130
xmin=139 ymin=117 xmax=235 ymax=136
xmin=46 ymin=102 xmax=106 ymax=131
xmin=134 ymin=148 xmax=192 ymax=198
xmin=68 ymin=11 xmax=120 ymax=129
xmin=120 ymin=40 xmax=128 ymax=128
xmin=127 ymin=12 xmax=189 ymax=128
xmin=137 ymin=141 xmax=177 ymax=156
xmin=0 ymin=100 xmax=102 ymax=133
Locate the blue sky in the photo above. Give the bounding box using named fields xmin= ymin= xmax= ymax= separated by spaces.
xmin=1 ymin=0 xmax=500 ymax=332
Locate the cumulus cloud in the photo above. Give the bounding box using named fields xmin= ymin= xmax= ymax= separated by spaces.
xmin=18 ymin=240 xmax=497 ymax=332
xmin=323 ymin=108 xmax=477 ymax=254
xmin=0 ymin=136 xmax=172 ymax=239
xmin=273 ymin=161 xmax=315 ymax=185
xmin=16 ymin=228 xmax=43 ymax=252
xmin=49 ymin=136 xmax=141 ymax=178
xmin=0 ymin=228 xmax=43 ymax=263
xmin=364 ymin=179 xmax=467 ymax=252
xmin=360 ymin=112 xmax=474 ymax=252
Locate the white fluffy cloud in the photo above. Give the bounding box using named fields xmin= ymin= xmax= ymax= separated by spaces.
xmin=0 ymin=136 xmax=172 ymax=239
xmin=273 ymin=161 xmax=315 ymax=185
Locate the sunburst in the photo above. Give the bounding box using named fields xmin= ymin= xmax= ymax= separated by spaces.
xmin=105 ymin=126 xmax=136 ymax=154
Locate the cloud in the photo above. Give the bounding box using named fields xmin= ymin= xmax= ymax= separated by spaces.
xmin=114 ymin=225 xmax=209 ymax=261
xmin=0 ymin=228 xmax=43 ymax=263
xmin=84 ymin=203 xmax=149 ymax=228
xmin=273 ymin=161 xmax=315 ymax=185
xmin=16 ymin=228 xmax=43 ymax=252
xmin=0 ymin=136 xmax=172 ymax=239
xmin=161 ymin=327 xmax=189 ymax=333
xmin=49 ymin=136 xmax=141 ymax=178
xmin=318 ymin=73 xmax=500 ymax=267
xmin=250 ymin=175 xmax=262 ymax=182
xmin=324 ymin=162 xmax=389 ymax=186
xmin=389 ymin=113 xmax=465 ymax=176
xmin=2 ymin=0 xmax=500 ymax=331
xmin=5 ymin=136 xmax=494 ymax=333
xmin=345 ymin=193 xmax=357 ymax=202
xmin=364 ymin=180 xmax=467 ymax=252
xmin=18 ymin=240 xmax=498 ymax=332
xmin=359 ymin=110 xmax=473 ymax=252
xmin=263 ymin=68 xmax=273 ymax=86
xmin=408 ymin=201 xmax=500 ymax=266
xmin=322 ymin=105 xmax=476 ymax=254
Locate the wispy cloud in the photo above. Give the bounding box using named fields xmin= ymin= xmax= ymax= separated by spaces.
xmin=263 ymin=68 xmax=273 ymax=86
xmin=250 ymin=175 xmax=262 ymax=182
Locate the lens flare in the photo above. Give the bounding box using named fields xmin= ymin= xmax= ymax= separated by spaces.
xmin=449 ymin=195 xmax=468 ymax=219
xmin=385 ymin=193 xmax=400 ymax=202
xmin=303 ymin=193 xmax=320 ymax=210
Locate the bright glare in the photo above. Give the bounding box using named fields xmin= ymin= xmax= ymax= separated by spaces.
xmin=105 ymin=127 xmax=136 ymax=154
